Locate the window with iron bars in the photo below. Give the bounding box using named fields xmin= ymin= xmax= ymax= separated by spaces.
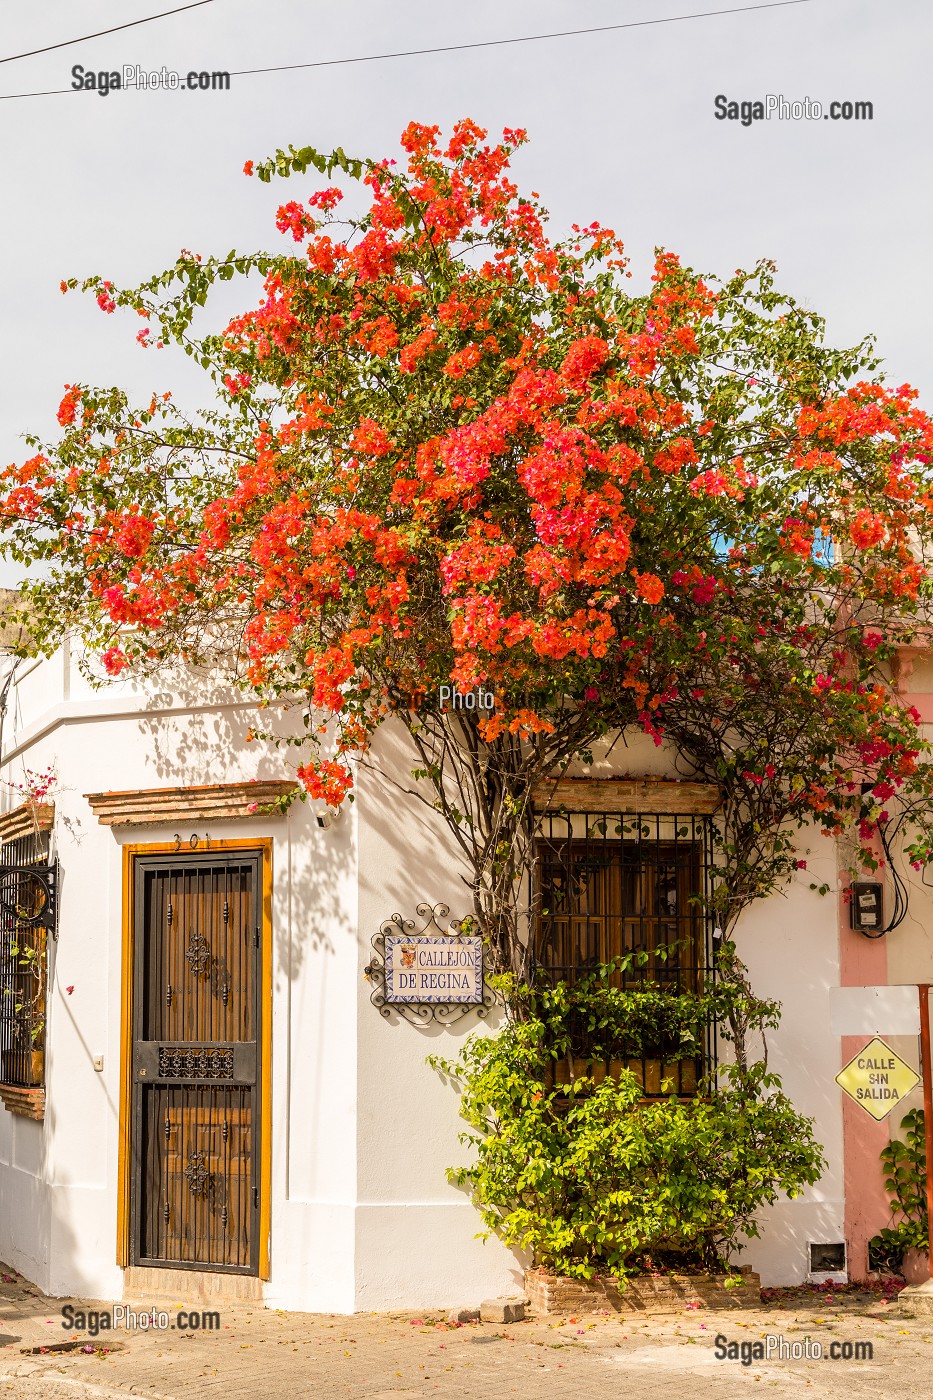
xmin=0 ymin=830 xmax=55 ymax=1089
xmin=534 ymin=811 xmax=718 ymax=1097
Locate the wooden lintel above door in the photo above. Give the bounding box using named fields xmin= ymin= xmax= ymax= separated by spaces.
xmin=533 ymin=778 xmax=720 ymax=815
xmin=85 ymin=781 xmax=298 ymax=827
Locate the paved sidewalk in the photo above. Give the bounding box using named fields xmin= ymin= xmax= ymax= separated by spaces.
xmin=0 ymin=1266 xmax=929 ymax=1400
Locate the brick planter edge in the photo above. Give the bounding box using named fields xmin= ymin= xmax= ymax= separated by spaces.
xmin=525 ymin=1267 xmax=761 ymax=1315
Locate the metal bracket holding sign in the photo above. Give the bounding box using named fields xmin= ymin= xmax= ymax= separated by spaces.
xmin=364 ymin=902 xmax=495 ymax=1026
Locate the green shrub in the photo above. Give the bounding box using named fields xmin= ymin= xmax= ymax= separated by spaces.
xmin=505 ymin=949 xmax=783 ymax=1070
xmin=528 ymin=975 xmax=709 ymax=1062
xmin=868 ymin=1109 xmax=928 ymax=1272
xmin=431 ymin=1013 xmax=824 ymax=1279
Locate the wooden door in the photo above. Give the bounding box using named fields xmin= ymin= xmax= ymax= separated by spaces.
xmin=131 ymin=855 xmax=262 ymax=1274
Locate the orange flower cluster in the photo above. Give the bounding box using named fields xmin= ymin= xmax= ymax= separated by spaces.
xmin=3 ymin=118 xmax=933 ymax=841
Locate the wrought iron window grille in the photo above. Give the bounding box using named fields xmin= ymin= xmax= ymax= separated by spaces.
xmin=0 ymin=832 xmax=57 ymax=1089
xmin=534 ymin=810 xmax=719 ymax=1097
xmin=0 ymin=860 xmax=57 ymax=933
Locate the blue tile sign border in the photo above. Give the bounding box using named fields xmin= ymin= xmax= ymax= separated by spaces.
xmin=384 ymin=934 xmax=483 ymax=1004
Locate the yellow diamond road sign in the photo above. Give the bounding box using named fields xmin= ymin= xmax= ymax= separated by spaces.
xmin=835 ymin=1036 xmax=920 ymax=1121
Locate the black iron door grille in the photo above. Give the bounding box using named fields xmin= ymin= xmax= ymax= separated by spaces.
xmin=131 ymin=854 xmax=262 ymax=1274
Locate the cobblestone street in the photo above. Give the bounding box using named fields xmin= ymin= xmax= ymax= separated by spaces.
xmin=0 ymin=1268 xmax=929 ymax=1400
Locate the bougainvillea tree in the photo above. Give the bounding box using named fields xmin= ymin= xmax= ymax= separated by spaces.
xmin=3 ymin=120 xmax=933 ymax=985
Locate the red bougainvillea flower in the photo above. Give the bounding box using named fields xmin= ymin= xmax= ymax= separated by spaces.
xmin=3 ymin=115 xmax=933 ymax=894
xmin=850 ymin=509 xmax=886 ymax=549
xmin=96 ymin=282 xmax=116 ymax=314
xmin=634 ymin=573 xmax=665 ymax=605
xmin=101 ymin=647 xmax=129 ymax=676
xmin=56 ymin=386 xmax=81 ymax=427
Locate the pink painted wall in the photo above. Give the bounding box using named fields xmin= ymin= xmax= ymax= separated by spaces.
xmin=839 ymin=646 xmax=933 ymax=1279
xmin=838 ymin=644 xmax=925 ymax=1280
xmin=839 ymin=886 xmax=890 ymax=1280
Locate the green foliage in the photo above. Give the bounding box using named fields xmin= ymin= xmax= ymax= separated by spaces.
xmin=544 ymin=980 xmax=708 ymax=1061
xmin=498 ymin=946 xmax=778 ymax=1064
xmin=500 ymin=947 xmax=782 ymax=1071
xmin=2 ymin=937 xmax=45 ymax=1047
xmin=868 ymin=1109 xmax=929 ymax=1270
xmin=430 ymin=995 xmax=824 ymax=1279
xmin=504 ymin=955 xmax=709 ymax=1061
xmin=868 ymin=1228 xmax=907 ymax=1274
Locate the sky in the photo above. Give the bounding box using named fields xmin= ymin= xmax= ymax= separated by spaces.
xmin=0 ymin=0 xmax=930 ymax=583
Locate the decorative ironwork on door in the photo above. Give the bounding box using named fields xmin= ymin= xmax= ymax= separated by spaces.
xmin=131 ymin=855 xmax=262 ymax=1274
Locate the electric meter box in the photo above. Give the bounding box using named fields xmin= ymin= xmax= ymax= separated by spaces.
xmin=850 ymin=881 xmax=883 ymax=933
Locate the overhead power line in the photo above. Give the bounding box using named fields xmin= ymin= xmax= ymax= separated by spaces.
xmin=0 ymin=0 xmax=218 ymax=66
xmin=0 ymin=0 xmax=816 ymax=102
xmin=233 ymin=1 xmax=816 ymax=80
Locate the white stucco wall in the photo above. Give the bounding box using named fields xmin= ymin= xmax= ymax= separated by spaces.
xmin=0 ymin=649 xmax=855 ymax=1306
xmin=731 ymin=836 xmax=845 ymax=1286
xmin=0 ymin=650 xmax=521 ymax=1310
xmin=354 ymin=724 xmax=524 ymax=1309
